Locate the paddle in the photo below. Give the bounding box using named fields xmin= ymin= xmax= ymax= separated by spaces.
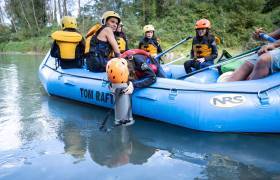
xmin=163 ymin=56 xmax=186 ymax=66
xmin=177 ymin=46 xmax=260 ymax=79
xmin=154 ymin=36 xmax=192 ymax=63
xmin=259 ymin=33 xmax=277 ymax=42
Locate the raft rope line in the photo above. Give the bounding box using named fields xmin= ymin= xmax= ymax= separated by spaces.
xmin=42 ymin=55 xmax=280 ymax=95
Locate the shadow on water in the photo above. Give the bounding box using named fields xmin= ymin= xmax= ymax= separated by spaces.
xmin=45 ymin=96 xmax=280 ymax=179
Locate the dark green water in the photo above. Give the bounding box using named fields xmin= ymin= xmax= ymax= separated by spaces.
xmin=0 ymin=54 xmax=280 ymax=180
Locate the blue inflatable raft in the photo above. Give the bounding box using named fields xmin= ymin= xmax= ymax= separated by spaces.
xmin=39 ymin=52 xmax=280 ymax=133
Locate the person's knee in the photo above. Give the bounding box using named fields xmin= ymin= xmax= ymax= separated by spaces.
xmin=255 ymin=54 xmax=271 ymax=70
xmin=243 ymin=61 xmax=254 ymax=71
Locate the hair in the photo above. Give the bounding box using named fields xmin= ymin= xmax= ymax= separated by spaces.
xmin=196 ymin=29 xmax=214 ymax=40
xmin=127 ymin=59 xmax=138 ymax=81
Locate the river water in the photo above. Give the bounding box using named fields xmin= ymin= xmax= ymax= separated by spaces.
xmin=0 ymin=54 xmax=280 ymax=180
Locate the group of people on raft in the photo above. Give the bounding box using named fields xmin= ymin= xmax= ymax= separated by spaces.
xmin=50 ymin=10 xmax=280 ymax=94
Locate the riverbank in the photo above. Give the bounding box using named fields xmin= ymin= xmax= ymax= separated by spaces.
xmin=0 ymin=36 xmax=51 ymax=54
xmin=0 ymin=37 xmax=242 ymax=58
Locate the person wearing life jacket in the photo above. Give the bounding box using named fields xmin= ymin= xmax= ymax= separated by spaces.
xmin=85 ymin=11 xmax=121 ymax=72
xmin=139 ymin=25 xmax=162 ymax=57
xmin=50 ymin=16 xmax=85 ymax=69
xmin=115 ymin=22 xmax=128 ymax=53
xmin=184 ymin=19 xmax=218 ymax=74
xmin=107 ymin=50 xmax=157 ymax=95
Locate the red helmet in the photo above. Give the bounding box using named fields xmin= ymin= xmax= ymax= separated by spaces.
xmin=195 ymin=19 xmax=211 ymax=29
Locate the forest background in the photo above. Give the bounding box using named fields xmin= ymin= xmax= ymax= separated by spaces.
xmin=0 ymin=0 xmax=279 ymax=55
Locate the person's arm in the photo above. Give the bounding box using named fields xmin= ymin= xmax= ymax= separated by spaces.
xmin=77 ymin=38 xmax=85 ymax=59
xmin=138 ymin=39 xmax=143 ymax=49
xmin=124 ymin=36 xmax=129 ymax=51
xmin=104 ymin=27 xmax=121 ymax=57
xmin=258 ymin=39 xmax=280 ymax=55
xmin=190 ymin=38 xmax=195 ymax=59
xmin=268 ymin=29 xmax=280 ymax=40
xmin=154 ymin=39 xmax=162 ymax=53
xmin=50 ymin=41 xmax=59 ymax=58
xmin=253 ymin=28 xmax=280 ymax=40
xmin=131 ymin=55 xmax=156 ymax=88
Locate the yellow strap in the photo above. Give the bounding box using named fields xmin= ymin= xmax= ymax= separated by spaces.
xmin=85 ymin=35 xmax=93 ymax=54
xmin=86 ymin=23 xmax=102 ymax=37
xmin=51 ymin=31 xmax=82 ymax=43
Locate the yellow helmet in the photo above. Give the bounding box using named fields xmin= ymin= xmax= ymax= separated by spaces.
xmin=61 ymin=16 xmax=77 ymax=29
xmin=101 ymin=11 xmax=121 ymax=25
xmin=143 ymin=25 xmax=155 ymax=33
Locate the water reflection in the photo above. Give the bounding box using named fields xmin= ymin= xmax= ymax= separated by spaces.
xmin=45 ymin=96 xmax=280 ymax=179
xmin=0 ymin=64 xmax=22 ymax=151
xmin=0 ymin=54 xmax=280 ymax=179
xmin=89 ymin=127 xmax=156 ymax=168
xmin=133 ymin=120 xmax=280 ymax=178
xmin=47 ymin=97 xmax=156 ymax=167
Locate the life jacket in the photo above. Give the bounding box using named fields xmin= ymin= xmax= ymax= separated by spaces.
xmin=84 ymin=23 xmax=102 ymax=54
xmin=116 ymin=36 xmax=126 ymax=53
xmin=139 ymin=38 xmax=159 ymax=56
xmin=51 ymin=31 xmax=83 ymax=60
xmin=85 ymin=24 xmax=112 ymax=58
xmin=215 ymin=36 xmax=221 ymax=45
xmin=192 ymin=35 xmax=214 ymax=58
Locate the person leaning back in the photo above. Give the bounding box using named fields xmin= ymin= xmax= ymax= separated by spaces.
xmin=85 ymin=11 xmax=121 ymax=72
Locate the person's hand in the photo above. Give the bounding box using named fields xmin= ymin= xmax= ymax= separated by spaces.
xmin=108 ymin=83 xmax=116 ymax=93
xmin=122 ymin=81 xmax=134 ymax=95
xmin=150 ymin=54 xmax=157 ymax=59
xmin=252 ymin=27 xmax=265 ymax=40
xmin=197 ymin=58 xmax=205 ymax=63
xmin=258 ymin=43 xmax=276 ymax=55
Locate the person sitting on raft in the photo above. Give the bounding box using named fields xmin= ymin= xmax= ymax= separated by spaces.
xmin=50 ymin=16 xmax=85 ymax=69
xmin=138 ymin=25 xmax=166 ymax=77
xmin=139 ymin=24 xmax=162 ymax=58
xmin=225 ymin=28 xmax=280 ymax=81
xmin=184 ymin=19 xmax=218 ymax=74
xmin=85 ymin=11 xmax=121 ymax=72
xmin=115 ymin=22 xmax=129 ymax=54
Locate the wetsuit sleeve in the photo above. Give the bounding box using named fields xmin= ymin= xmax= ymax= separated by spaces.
xmin=138 ymin=40 xmax=143 ymax=49
xmin=155 ymin=40 xmax=162 ymax=53
xmin=50 ymin=41 xmax=60 ymax=58
xmin=76 ymin=38 xmax=85 ymax=59
xmin=204 ymin=38 xmax=218 ymax=62
xmin=123 ymin=35 xmax=129 ymax=51
xmin=131 ymin=55 xmax=157 ymax=88
xmin=190 ymin=39 xmax=195 ymax=59
xmin=125 ymin=38 xmax=129 ymax=51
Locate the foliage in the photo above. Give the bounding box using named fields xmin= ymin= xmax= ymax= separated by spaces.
xmin=0 ymin=0 xmax=279 ymax=52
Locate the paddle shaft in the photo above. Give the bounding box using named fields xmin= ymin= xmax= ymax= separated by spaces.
xmin=259 ymin=33 xmax=277 ymax=43
xmin=154 ymin=36 xmax=192 ymax=61
xmin=163 ymin=56 xmax=185 ymax=66
xmin=178 ymin=46 xmax=260 ymax=79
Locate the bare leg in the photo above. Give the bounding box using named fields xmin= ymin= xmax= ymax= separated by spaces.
xmin=248 ymin=53 xmax=271 ymax=80
xmin=227 ymin=61 xmax=254 ymax=82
